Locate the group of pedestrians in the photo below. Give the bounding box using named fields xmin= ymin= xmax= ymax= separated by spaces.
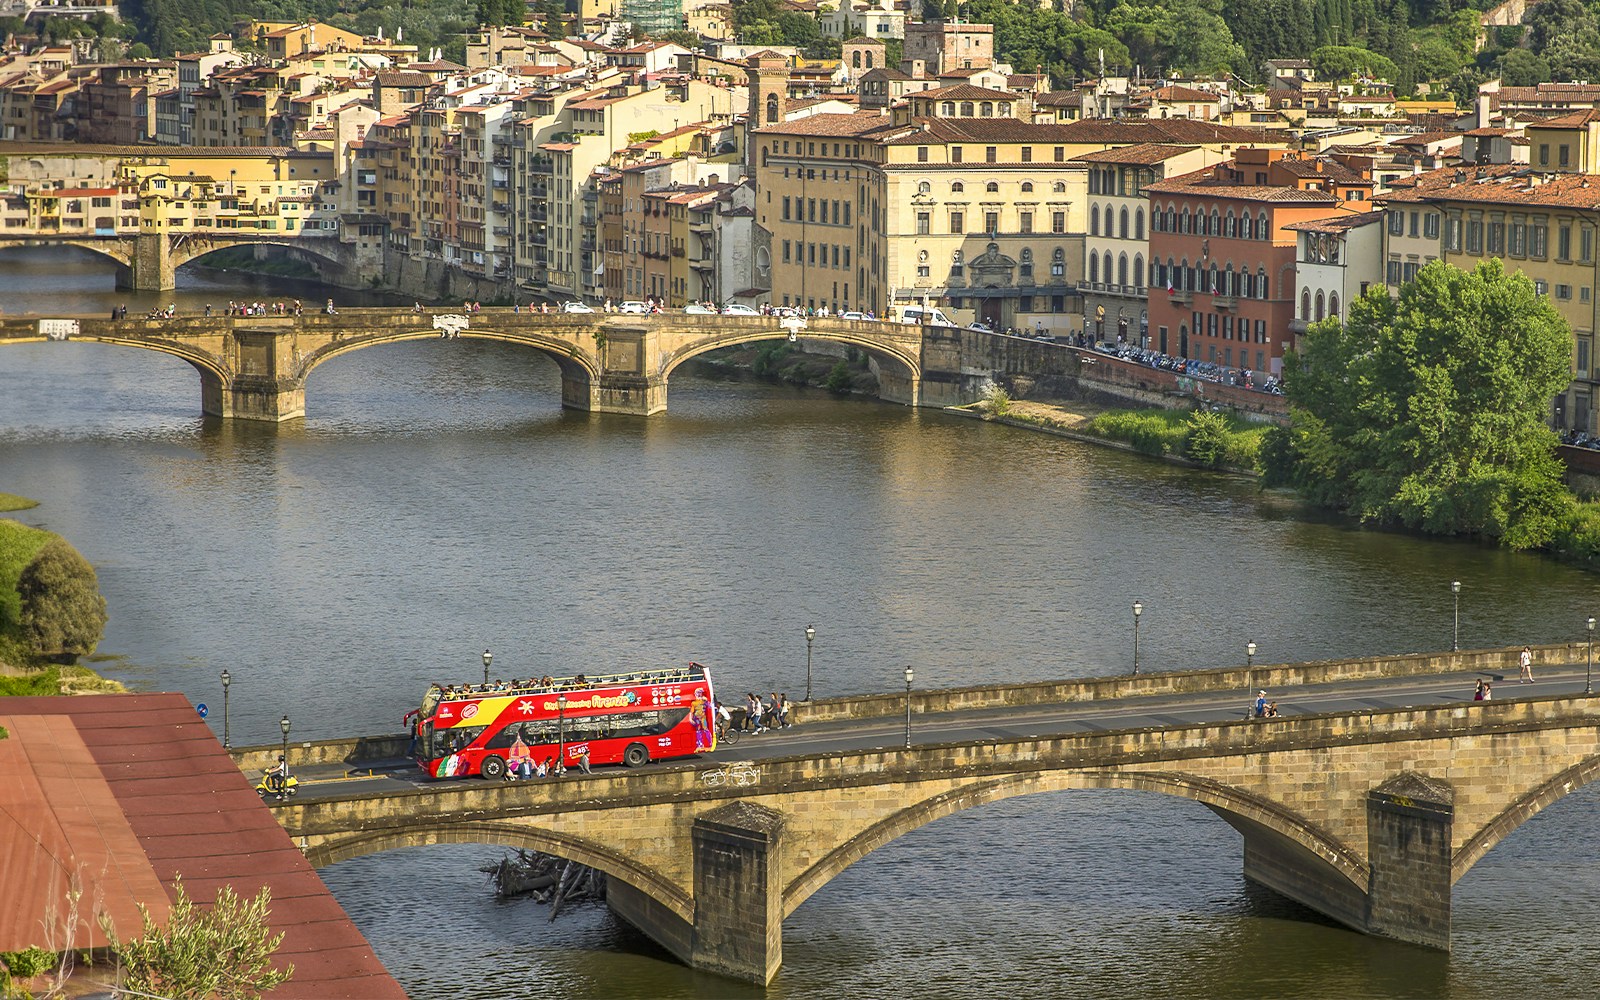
xmin=741 ymin=692 xmax=791 ymax=733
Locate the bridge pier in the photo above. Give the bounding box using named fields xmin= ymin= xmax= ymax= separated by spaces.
xmin=121 ymin=233 xmax=176 ymax=292
xmin=607 ymin=801 xmax=785 ymax=985
xmin=1364 ymin=772 xmax=1454 ymax=950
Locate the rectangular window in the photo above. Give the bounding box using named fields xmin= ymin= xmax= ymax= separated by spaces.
xmin=985 ymin=146 xmax=997 ymax=163
xmin=1583 ymin=286 xmax=1592 ymax=303
xmin=1580 ymin=338 xmax=1592 ymax=374
xmin=952 ymin=147 xmax=963 ymax=163
xmin=950 ymin=211 xmax=964 ymax=234
xmin=1487 ymin=222 xmax=1504 ymax=255
xmin=1052 ymin=211 xmax=1065 ymax=234
xmin=984 ymin=211 xmax=999 ymax=233
xmin=808 ymin=243 xmax=816 ymax=264
xmin=1585 ymin=227 xmax=1595 ymax=262
xmin=1021 ymin=147 xmax=1032 ymax=163
xmin=1560 ymin=225 xmax=1573 ymax=260
xmin=1054 ymin=146 xmax=1064 ymax=162
xmin=917 ymin=146 xmax=928 ymax=162
xmin=1424 ymin=213 xmax=1440 ymax=240
xmin=1557 ymin=284 xmax=1572 ymax=300
xmin=782 ymin=196 xmax=791 ymax=221
xmin=916 ymin=212 xmax=930 ymax=235
xmin=1466 ymin=220 xmax=1483 ymax=254
xmin=1409 ymin=211 xmax=1418 ymax=238
xmin=1561 ymin=145 xmax=1571 ymax=168
xmin=1388 ymin=211 xmax=1404 ymax=235
xmin=782 ymin=240 xmax=791 ymax=263
xmin=1446 ymin=218 xmax=1462 ymax=251
xmin=1540 ymin=144 xmax=1550 ymax=166
xmin=1403 ymin=261 xmax=1419 ymax=282
xmin=1020 ymin=211 xmax=1033 ymax=234
xmin=1532 ymin=224 xmax=1547 ymax=258
xmin=1535 ymin=279 xmax=1548 ymax=294
xmin=808 ymin=199 xmax=816 ymax=222
xmin=917 ymin=265 xmax=930 ymax=278
xmin=1510 ymin=222 xmax=1526 ymax=256
xmin=1387 ymin=260 xmax=1402 ymax=284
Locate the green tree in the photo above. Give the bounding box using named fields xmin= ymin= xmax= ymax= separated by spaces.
xmin=16 ymin=538 xmax=106 ymax=661
xmin=1311 ymin=43 xmax=1399 ymax=79
xmin=1267 ymin=260 xmax=1575 ymax=548
xmin=99 ymin=880 xmax=293 ymax=1000
xmin=1497 ymin=48 xmax=1551 ymax=86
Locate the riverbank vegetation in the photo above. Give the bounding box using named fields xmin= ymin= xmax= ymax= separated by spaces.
xmin=1263 ymin=260 xmax=1600 ymax=571
xmin=1085 ymin=409 xmax=1266 ymax=471
xmin=694 ymin=341 xmax=879 ymax=396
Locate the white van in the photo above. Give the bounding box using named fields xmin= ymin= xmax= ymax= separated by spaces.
xmin=899 ymin=305 xmax=955 ymax=327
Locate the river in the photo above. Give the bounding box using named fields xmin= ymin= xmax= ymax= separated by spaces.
xmin=3 ymin=247 xmax=1599 ymax=999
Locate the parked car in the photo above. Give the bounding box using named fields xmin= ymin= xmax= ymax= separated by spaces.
xmin=683 ymin=303 xmax=717 ymax=315
xmin=619 ymin=301 xmax=649 ymax=314
xmin=966 ymin=321 xmax=994 ymax=334
xmin=900 ymin=305 xmax=955 ymax=326
xmin=840 ymin=311 xmax=870 ymax=321
xmin=722 ymin=303 xmax=759 ymax=316
xmin=560 ymin=301 xmax=595 ymax=314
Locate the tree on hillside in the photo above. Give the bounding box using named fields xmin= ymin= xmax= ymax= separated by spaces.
xmin=1310 ymin=43 xmax=1399 ymax=80
xmin=1262 ymin=260 xmax=1575 ymax=548
xmin=16 ymin=538 xmax=106 ymax=661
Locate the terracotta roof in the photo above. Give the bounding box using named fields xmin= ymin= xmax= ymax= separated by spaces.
xmin=1072 ymin=142 xmax=1200 ymax=164
xmin=1147 ymin=164 xmax=1341 ymax=202
xmin=0 ymin=694 xmax=407 ymax=999
xmin=1531 ymin=108 xmax=1600 ymax=129
xmin=754 ymin=109 xmax=888 ymax=136
xmin=911 ymin=83 xmax=1015 ymax=101
xmin=1149 ymin=85 xmax=1219 ymax=102
xmin=1383 ymin=165 xmax=1600 ymax=209
xmin=1283 ymin=208 xmax=1385 ymax=232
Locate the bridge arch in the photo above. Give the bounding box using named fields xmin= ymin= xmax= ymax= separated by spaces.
xmin=306 ymin=819 xmax=693 ymax=923
xmin=176 ymin=237 xmax=347 ymax=276
xmin=782 ymin=767 xmax=1367 ymax=919
xmin=1452 ymin=753 xmax=1600 ymax=883
xmin=658 ymin=324 xmax=921 ymax=387
xmin=297 ymin=327 xmax=601 ymax=386
xmin=0 ymin=238 xmax=133 ymax=268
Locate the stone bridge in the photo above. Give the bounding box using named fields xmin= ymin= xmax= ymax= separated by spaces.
xmin=270 ymin=696 xmax=1600 ymax=984
xmin=0 ymin=231 xmax=368 ymax=291
xmin=0 ymin=309 xmax=1080 ymax=419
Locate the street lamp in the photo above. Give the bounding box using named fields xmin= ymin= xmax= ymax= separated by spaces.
xmin=903 ymin=666 xmax=914 ymax=750
xmin=220 ymin=669 xmax=231 ymax=749
xmin=805 ymin=625 xmax=816 ymax=702
xmin=279 ymin=714 xmax=291 ymax=768
xmin=1451 ymin=581 xmax=1461 ymax=652
xmin=1245 ymin=641 xmax=1257 ymax=719
xmin=1588 ymin=617 xmax=1596 ymax=696
xmin=557 ymin=693 xmax=567 ymax=775
xmin=482 ymin=649 xmax=493 ymax=686
xmin=1132 ymin=601 xmax=1143 ymax=675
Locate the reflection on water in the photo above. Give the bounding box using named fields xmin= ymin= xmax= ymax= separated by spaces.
xmin=5 ymin=248 xmax=1600 ymax=998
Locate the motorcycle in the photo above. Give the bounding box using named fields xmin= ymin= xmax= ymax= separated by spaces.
xmin=256 ymin=769 xmax=299 ymax=801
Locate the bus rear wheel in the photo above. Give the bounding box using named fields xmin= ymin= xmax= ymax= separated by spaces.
xmin=624 ymin=743 xmax=650 ymax=768
xmin=480 ymin=756 xmax=506 ymax=780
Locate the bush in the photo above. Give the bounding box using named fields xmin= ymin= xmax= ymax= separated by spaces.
xmin=99 ymin=880 xmax=293 ymax=1000
xmin=984 ymin=383 xmax=1011 ymax=417
xmin=1 ymin=946 xmax=54 ymax=979
xmin=0 ymin=520 xmax=52 ymax=632
xmin=825 ymin=360 xmax=852 ymax=394
xmin=1088 ymin=408 xmax=1268 ymax=468
xmin=1183 ymin=410 xmax=1230 ymax=468
xmin=16 ymin=538 xmax=107 ymax=660
xmin=0 ymin=669 xmax=60 ymax=696
xmin=1551 ymin=500 xmax=1600 ymax=571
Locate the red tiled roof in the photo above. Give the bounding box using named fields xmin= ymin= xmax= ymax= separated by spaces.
xmin=1072 ymin=142 xmax=1200 ymax=165
xmin=0 ymin=695 xmax=406 ymax=1000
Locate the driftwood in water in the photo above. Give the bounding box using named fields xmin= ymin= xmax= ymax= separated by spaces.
xmin=480 ymin=848 xmax=608 ymax=917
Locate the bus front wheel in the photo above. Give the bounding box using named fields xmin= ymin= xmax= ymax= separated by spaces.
xmin=624 ymin=743 xmax=650 ymax=768
xmin=480 ymin=756 xmax=506 ymax=780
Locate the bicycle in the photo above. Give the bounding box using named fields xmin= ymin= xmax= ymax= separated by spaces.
xmin=716 ymin=720 xmax=740 ymax=747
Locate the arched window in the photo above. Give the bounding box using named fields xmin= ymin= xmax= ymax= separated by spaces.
xmin=765 ymin=94 xmax=778 ymax=124
xmin=999 ymin=102 xmax=1011 ymax=116
xmin=951 ymin=181 xmax=964 ymax=192
xmin=985 ymin=181 xmax=999 ymax=192
xmin=941 ymin=101 xmax=955 ymax=116
xmin=1224 ymin=264 xmax=1235 ymax=296
xmin=1258 ymin=211 xmax=1269 ymax=240
xmin=1089 ymin=253 xmax=1099 ymax=283
xmin=1257 ymin=267 xmax=1268 ymax=299
xmin=1210 ymin=208 xmax=1220 ymax=236
xmin=1242 ymin=271 xmax=1254 ymax=298
xmin=1118 ymin=252 xmax=1129 ymax=286
xmin=1021 ymin=181 xmax=1033 ymax=193
xmin=961 ymin=102 xmax=975 ymax=116
xmin=866 ymin=51 xmax=874 ymax=68
xmin=1156 ymin=259 xmax=1168 ymax=288
xmin=1119 ymin=207 xmax=1129 ymax=239
xmin=1301 ymin=289 xmax=1311 ymax=319
xmin=980 ymin=102 xmax=993 ymax=116
xmin=852 ymin=51 xmax=862 ymax=68
xmin=1054 ymin=248 xmax=1066 ymax=262
xmin=1052 ymin=182 xmax=1066 ymax=193
xmin=1167 ymin=206 xmax=1177 ymax=232
xmin=1090 ymin=205 xmax=1100 ymax=236
xmin=1208 ymin=263 xmax=1219 ymax=293
xmin=1021 ymin=248 xmax=1033 ymax=261
xmin=1180 ymin=208 xmax=1191 ymax=234
xmin=1225 ymin=208 xmax=1235 ymax=237
xmin=1315 ymin=290 xmax=1325 ymax=321
xmin=917 ymin=181 xmax=930 ymax=195
xmin=1135 ymin=208 xmax=1144 ymax=240
xmin=1180 ymin=258 xmax=1190 ymax=290
xmin=1330 ymin=292 xmax=1340 ymax=318
xmin=1134 ymin=253 xmax=1145 ymax=289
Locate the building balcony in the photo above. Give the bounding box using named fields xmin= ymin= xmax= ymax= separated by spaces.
xmin=491 ymin=202 xmax=509 ymax=214
xmin=689 ymin=258 xmax=714 ymax=271
xmin=580 ymin=235 xmax=595 ymax=251
xmin=532 ymin=232 xmax=547 ymax=246
xmin=493 ymin=226 xmax=510 ymax=237
xmin=1290 ymin=317 xmax=1309 ymax=334
xmin=492 ymin=178 xmax=509 ymax=190
xmin=670 ymin=246 xmax=685 ymax=258
xmin=1166 ymin=289 xmax=1193 ymax=306
xmin=1214 ymin=295 xmax=1237 ymax=310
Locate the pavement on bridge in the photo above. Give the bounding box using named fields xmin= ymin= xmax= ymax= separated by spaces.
xmin=284 ymin=661 xmax=1570 ymax=801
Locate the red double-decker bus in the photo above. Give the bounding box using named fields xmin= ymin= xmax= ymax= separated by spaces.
xmin=412 ymin=663 xmax=716 ymax=779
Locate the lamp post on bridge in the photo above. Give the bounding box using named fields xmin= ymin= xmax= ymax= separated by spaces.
xmin=805 ymin=625 xmax=816 ymax=702
xmin=1244 ymin=641 xmax=1257 ymax=719
xmin=220 ymin=669 xmax=231 ymax=750
xmin=482 ymin=649 xmax=493 ymax=686
xmin=1132 ymin=601 xmax=1143 ymax=675
xmin=279 ymin=714 xmax=291 ymax=769
xmin=903 ymin=666 xmax=914 ymax=750
xmin=557 ymin=693 xmax=567 ymax=776
xmin=1588 ymin=617 xmax=1596 ymax=696
xmin=1451 ymin=581 xmax=1461 ymax=652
